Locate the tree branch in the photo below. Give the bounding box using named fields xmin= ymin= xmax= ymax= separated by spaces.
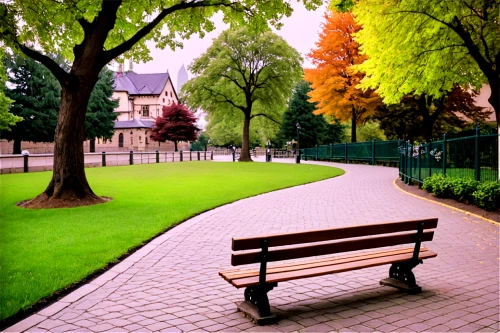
xmin=17 ymin=43 xmax=70 ymax=85
xmin=250 ymin=113 xmax=281 ymax=124
xmin=102 ymin=0 xmax=240 ymax=65
xmin=202 ymin=86 xmax=246 ymax=112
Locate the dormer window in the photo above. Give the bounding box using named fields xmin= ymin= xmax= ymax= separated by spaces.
xmin=165 ymin=91 xmax=168 ymax=96
xmin=142 ymin=105 xmax=150 ymax=117
xmin=170 ymin=91 xmax=173 ymax=97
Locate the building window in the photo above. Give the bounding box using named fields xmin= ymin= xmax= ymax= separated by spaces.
xmin=170 ymin=91 xmax=173 ymax=97
xmin=163 ymin=98 xmax=165 ymax=103
xmin=165 ymin=91 xmax=168 ymax=96
xmin=142 ymin=105 xmax=149 ymax=117
xmin=118 ymin=133 xmax=124 ymax=147
xmin=146 ymin=137 xmax=149 ymax=144
xmin=131 ymin=136 xmax=133 ymax=145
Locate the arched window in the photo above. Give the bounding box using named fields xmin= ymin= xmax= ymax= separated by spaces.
xmin=118 ymin=133 xmax=124 ymax=147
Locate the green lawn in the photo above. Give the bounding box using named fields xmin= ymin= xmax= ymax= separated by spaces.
xmin=0 ymin=162 xmax=343 ymax=321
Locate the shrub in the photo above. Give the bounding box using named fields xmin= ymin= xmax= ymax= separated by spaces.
xmin=422 ymin=174 xmax=445 ymax=193
xmin=473 ymin=182 xmax=500 ymax=211
xmin=432 ymin=176 xmax=454 ymax=198
xmin=451 ymin=178 xmax=479 ymax=203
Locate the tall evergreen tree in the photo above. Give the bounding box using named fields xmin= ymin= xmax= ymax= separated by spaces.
xmin=2 ymin=54 xmax=59 ymax=154
xmin=278 ymin=81 xmax=344 ymax=149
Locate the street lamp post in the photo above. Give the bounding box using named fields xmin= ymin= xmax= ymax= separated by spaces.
xmin=296 ymin=122 xmax=301 ymax=164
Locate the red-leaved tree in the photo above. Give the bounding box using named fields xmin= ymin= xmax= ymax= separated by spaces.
xmin=150 ymin=104 xmax=200 ymax=152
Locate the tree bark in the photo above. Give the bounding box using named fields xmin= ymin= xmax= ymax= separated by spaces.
xmin=351 ymin=106 xmax=357 ymax=143
xmin=239 ymin=115 xmax=253 ymax=161
xmin=13 ymin=139 xmax=21 ymax=154
xmin=22 ymin=74 xmax=106 ymax=208
xmin=488 ymin=79 xmax=500 ymax=130
xmin=89 ymin=138 xmax=96 ymax=153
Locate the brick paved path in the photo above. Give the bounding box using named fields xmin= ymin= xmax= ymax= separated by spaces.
xmin=7 ymin=162 xmax=499 ymax=332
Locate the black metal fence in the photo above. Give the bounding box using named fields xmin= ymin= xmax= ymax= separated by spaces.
xmin=400 ymin=132 xmax=499 ymax=184
xmin=300 ymin=132 xmax=499 ymax=183
xmin=301 ymin=140 xmax=400 ymax=165
xmin=0 ymin=150 xmax=214 ymax=174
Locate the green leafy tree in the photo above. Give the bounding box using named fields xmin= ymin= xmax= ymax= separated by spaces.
xmin=278 ymin=81 xmax=344 ymax=149
xmin=353 ymin=0 xmax=500 ymax=130
xmin=182 ymin=27 xmax=303 ymax=161
xmin=0 ymin=49 xmax=21 ymax=132
xmin=85 ymin=68 xmax=119 ymax=152
xmin=2 ymin=54 xmax=59 ymax=153
xmin=190 ymin=132 xmax=210 ymax=151
xmin=344 ymin=120 xmax=386 ymax=142
xmin=0 ymin=0 xmax=321 ymax=207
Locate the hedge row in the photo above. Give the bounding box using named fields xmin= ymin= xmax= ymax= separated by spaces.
xmin=422 ymin=174 xmax=500 ymax=211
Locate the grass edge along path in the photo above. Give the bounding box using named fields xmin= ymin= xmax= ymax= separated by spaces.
xmin=0 ymin=162 xmax=343 ymax=322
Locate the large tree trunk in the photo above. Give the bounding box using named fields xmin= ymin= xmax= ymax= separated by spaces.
xmin=22 ymin=76 xmax=106 ymax=208
xmin=239 ymin=115 xmax=252 ymax=162
xmin=351 ymin=107 xmax=357 ymax=143
xmin=13 ymin=139 xmax=21 ymax=154
xmin=174 ymin=140 xmax=178 ymax=152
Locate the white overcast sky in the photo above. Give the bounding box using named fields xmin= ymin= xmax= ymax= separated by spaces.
xmin=124 ymin=3 xmax=327 ymax=90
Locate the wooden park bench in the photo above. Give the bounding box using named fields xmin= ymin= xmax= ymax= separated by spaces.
xmin=219 ymin=218 xmax=438 ymax=324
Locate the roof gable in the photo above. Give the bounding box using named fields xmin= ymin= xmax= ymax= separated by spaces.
xmin=114 ymin=71 xmax=170 ymax=95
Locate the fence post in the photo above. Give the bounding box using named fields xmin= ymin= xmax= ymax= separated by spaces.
xmin=398 ymin=139 xmax=402 ymax=178
xmin=408 ymin=141 xmax=413 ymax=185
xmin=190 ymin=151 xmax=192 ymax=161
xmin=371 ymin=139 xmax=375 ymax=166
xmin=442 ymin=133 xmax=447 ymax=176
xmin=197 ymin=151 xmax=200 ymax=161
xmin=428 ymin=141 xmax=432 ymax=177
xmin=232 ymin=150 xmax=235 ymax=162
xmin=155 ymin=150 xmax=159 ymax=163
xmin=204 ymin=151 xmax=207 ymax=160
xmin=474 ymin=126 xmax=480 ymax=181
xmin=344 ymin=142 xmax=348 ymax=163
xmin=211 ymin=151 xmax=213 ymax=160
xmin=23 ymin=154 xmax=28 ymax=173
xmin=102 ymin=152 xmax=106 ymax=167
xmin=330 ymin=143 xmax=333 ymax=161
xmin=316 ymin=145 xmax=318 ymax=160
xmin=129 ymin=150 xmax=133 ymax=165
xmin=180 ymin=151 xmax=183 ymax=162
xmin=418 ymin=144 xmax=422 ymax=184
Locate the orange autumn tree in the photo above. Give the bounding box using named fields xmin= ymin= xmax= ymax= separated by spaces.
xmin=304 ymin=11 xmax=380 ymax=142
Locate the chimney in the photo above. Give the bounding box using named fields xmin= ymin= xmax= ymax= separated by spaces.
xmin=129 ymin=60 xmax=133 ymax=72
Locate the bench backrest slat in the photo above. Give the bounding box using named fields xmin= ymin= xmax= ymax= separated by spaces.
xmin=232 ymin=218 xmax=437 ymax=251
xmin=231 ymin=230 xmax=434 ymax=266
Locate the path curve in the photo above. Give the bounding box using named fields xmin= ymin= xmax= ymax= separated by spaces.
xmin=6 ymin=162 xmax=499 ymax=332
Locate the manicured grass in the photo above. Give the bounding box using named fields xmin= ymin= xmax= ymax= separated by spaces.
xmin=0 ymin=162 xmax=343 ymax=320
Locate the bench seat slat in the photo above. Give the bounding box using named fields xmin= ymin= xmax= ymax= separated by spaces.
xmin=220 ymin=247 xmax=429 ymax=281
xmin=228 ymin=250 xmax=437 ymax=288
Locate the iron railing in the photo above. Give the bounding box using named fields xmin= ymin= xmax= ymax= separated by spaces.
xmin=301 ymin=140 xmax=400 ymax=164
xmin=300 ymin=132 xmax=499 ymax=183
xmin=399 ymin=133 xmax=499 ymax=184
xmin=0 ymin=150 xmax=214 ymax=174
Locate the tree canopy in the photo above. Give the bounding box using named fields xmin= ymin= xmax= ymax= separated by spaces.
xmin=150 ymin=104 xmax=200 ymax=152
xmin=304 ymin=10 xmax=381 ymax=142
xmin=182 ymin=26 xmax=303 ymax=161
xmin=353 ymin=0 xmax=500 ymax=128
